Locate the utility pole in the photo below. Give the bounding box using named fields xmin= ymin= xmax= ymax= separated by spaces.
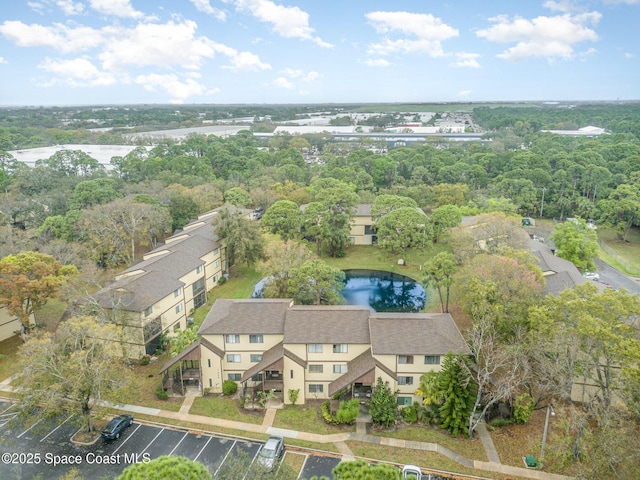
xmin=540 ymin=404 xmax=555 ymax=466
xmin=539 ymin=187 xmax=546 ymax=218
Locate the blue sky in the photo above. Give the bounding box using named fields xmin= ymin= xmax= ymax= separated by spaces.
xmin=0 ymin=0 xmax=638 ymax=105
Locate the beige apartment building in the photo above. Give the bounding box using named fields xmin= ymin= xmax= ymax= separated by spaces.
xmin=90 ymin=209 xmax=233 ymax=357
xmin=162 ymin=298 xmax=470 ymax=405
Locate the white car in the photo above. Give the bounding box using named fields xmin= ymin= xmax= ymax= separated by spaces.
xmin=583 ymin=271 xmax=600 ymax=281
xmin=402 ymin=465 xmax=423 ymax=479
xmin=258 ymin=435 xmax=284 ymax=471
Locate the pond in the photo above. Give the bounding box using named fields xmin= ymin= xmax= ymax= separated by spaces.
xmin=253 ymin=269 xmax=426 ymax=313
xmin=341 ymin=269 xmax=426 ymax=313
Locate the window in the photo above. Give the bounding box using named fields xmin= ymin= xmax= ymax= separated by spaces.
xmin=308 ymin=344 xmax=323 ymax=353
xmin=228 ymin=373 xmax=241 ymax=381
xmin=175 ymin=303 xmax=183 ymax=314
xmin=144 ymin=306 xmax=153 ymax=316
xmin=209 ymin=378 xmax=212 ymax=387
xmin=227 ymin=354 xmax=241 ymax=363
xmin=213 ymin=248 xmax=219 ymax=256
xmin=364 ymin=225 xmax=376 ymax=235
xmin=308 ymin=364 xmax=323 ymax=373
xmin=333 ymin=344 xmax=348 ymax=354
xmin=309 ymin=384 xmax=324 ymax=393
xmin=398 ymin=376 xmax=413 ymax=386
xmin=173 ymin=323 xmax=181 ymax=332
xmin=398 ymin=355 xmax=414 ymax=364
xmin=174 ymin=288 xmax=181 ymax=298
xmin=214 ymin=259 xmax=220 ymax=268
xmin=349 ymin=236 xmax=356 ymax=244
xmin=397 ymin=396 xmax=412 ymax=406
xmin=250 ymin=354 xmax=263 ymax=363
xmin=192 ymin=277 xmax=206 ymax=309
xmin=333 ymin=364 xmax=348 ymax=374
xmin=207 ymin=359 xmax=211 ymax=368
xmin=249 ymin=334 xmax=263 ymax=343
xmin=251 ymin=373 xmax=263 ymax=381
xmin=196 ymin=265 xmax=203 ymax=274
xmin=424 ymin=355 xmax=441 ymax=365
xmin=225 ymin=334 xmax=240 ymax=344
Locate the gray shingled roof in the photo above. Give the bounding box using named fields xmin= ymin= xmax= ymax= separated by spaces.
xmin=284 ymin=305 xmax=371 ymax=344
xmin=92 ymin=270 xmax=183 ymax=312
xmin=198 ymin=299 xmax=292 ymax=335
xmin=119 ymin=249 xmax=204 ymax=280
xmin=369 ymin=313 xmax=470 ymax=356
xmin=530 ymin=240 xmax=588 ymax=295
xmin=328 ymin=348 xmax=396 ymax=396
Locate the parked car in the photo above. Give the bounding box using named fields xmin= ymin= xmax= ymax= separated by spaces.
xmin=258 ymin=435 xmax=284 ymax=470
xmin=583 ymin=271 xmax=600 ymax=281
xmin=402 ymin=465 xmax=423 ymax=479
xmin=101 ymin=414 xmax=133 ymax=440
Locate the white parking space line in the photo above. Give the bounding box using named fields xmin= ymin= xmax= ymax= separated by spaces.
xmin=193 ymin=436 xmax=213 ymax=462
xmin=168 ymin=431 xmax=189 ymax=456
xmin=213 ymin=440 xmax=237 ymax=478
xmin=141 ymin=428 xmax=164 ymax=454
xmin=40 ymin=415 xmax=75 ymax=442
xmin=297 ymin=454 xmax=310 ymax=480
xmin=112 ymin=423 xmax=142 ymax=455
xmin=0 ymin=403 xmax=16 ymax=415
xmin=0 ymin=412 xmax=18 ymax=428
xmin=17 ymin=417 xmax=44 ymax=438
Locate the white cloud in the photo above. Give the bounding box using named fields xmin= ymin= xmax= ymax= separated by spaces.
xmin=0 ymin=57 xmax=6 ymax=64
xmin=135 ymin=73 xmax=217 ymax=103
xmin=273 ymin=77 xmax=294 ymax=89
xmin=89 ymin=0 xmax=144 ymax=19
xmin=450 ymin=52 xmax=481 ymax=68
xmin=280 ymin=68 xmax=320 ymax=81
xmin=600 ymin=0 xmax=639 ymax=4
xmin=625 ymin=52 xmax=635 ymax=58
xmin=221 ymin=50 xmax=271 ymax=71
xmin=56 ymin=0 xmax=84 ymax=15
xmin=0 ymin=21 xmax=104 ymax=54
xmin=38 ymin=57 xmax=115 ymax=86
xmin=189 ymin=0 xmax=226 ymax=21
xmin=99 ymin=21 xmax=217 ymax=71
xmin=365 ymin=11 xmax=458 ymax=57
xmin=458 ymin=90 xmax=472 ymax=99
xmin=476 ymin=11 xmax=601 ymax=61
xmin=364 ymin=58 xmax=390 ymax=67
xmin=233 ymin=0 xmax=332 ymax=48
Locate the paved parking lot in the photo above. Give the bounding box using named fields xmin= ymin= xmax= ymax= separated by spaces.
xmin=0 ymin=401 xmax=339 ymax=479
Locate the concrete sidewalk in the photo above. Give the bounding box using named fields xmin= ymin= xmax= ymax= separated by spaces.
xmin=1 ymin=384 xmax=573 ymax=480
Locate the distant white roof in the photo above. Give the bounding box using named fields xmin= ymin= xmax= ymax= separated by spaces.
xmin=272 ymin=125 xmax=373 ymax=135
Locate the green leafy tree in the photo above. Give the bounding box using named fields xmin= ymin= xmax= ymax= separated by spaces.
xmin=598 ymin=181 xmax=640 ymax=242
xmin=370 ymin=194 xmax=418 ymax=220
xmin=437 ymin=352 xmax=476 ymax=437
xmin=71 ymin=178 xmax=120 ymax=209
xmin=430 ymin=204 xmax=462 ymax=243
xmin=117 ymin=456 xmax=211 ymax=480
xmin=14 ymin=316 xmax=132 ymax=433
xmin=550 ymin=217 xmax=598 ymax=271
xmin=170 ymin=326 xmax=198 ymax=357
xmin=259 ymin=241 xmax=314 ymax=298
xmin=169 ymin=192 xmax=200 ymax=231
xmin=224 ymin=187 xmax=253 ymax=208
xmin=369 ymin=377 xmax=399 ymax=428
xmin=0 ymin=251 xmax=77 ymax=337
xmin=422 ymin=252 xmax=457 ymax=313
xmin=287 ymin=259 xmax=345 ymax=305
xmin=212 ymin=206 xmax=265 ymax=268
xmin=261 ymin=200 xmax=301 ymax=242
xmin=375 ymin=207 xmax=430 ymax=255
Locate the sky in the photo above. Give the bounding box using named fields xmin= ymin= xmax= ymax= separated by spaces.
xmin=0 ymin=0 xmax=638 ymax=105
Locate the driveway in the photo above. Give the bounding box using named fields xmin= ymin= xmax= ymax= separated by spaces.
xmin=0 ymin=401 xmax=338 ymax=479
xmin=594 ymin=259 xmax=640 ymax=294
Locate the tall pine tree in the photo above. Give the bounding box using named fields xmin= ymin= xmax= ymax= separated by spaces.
xmin=437 ymin=352 xmax=476 ymax=437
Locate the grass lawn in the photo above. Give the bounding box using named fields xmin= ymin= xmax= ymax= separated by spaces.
xmin=190 ymin=396 xmax=265 ymax=425
xmin=273 ymin=404 xmax=354 ymax=435
xmin=0 ymin=335 xmax=23 ymax=382
xmin=597 ymin=226 xmax=640 ymax=276
xmin=372 ymin=425 xmax=487 ymax=462
xmin=121 ymin=351 xmax=183 ymax=412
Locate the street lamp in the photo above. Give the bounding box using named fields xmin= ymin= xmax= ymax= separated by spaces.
xmin=540 ymin=404 xmax=555 ymax=466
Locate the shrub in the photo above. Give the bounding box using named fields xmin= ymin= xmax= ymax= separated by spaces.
xmin=401 ymin=404 xmax=418 ymax=424
xmin=513 ymin=393 xmax=535 ymax=424
xmin=321 ymin=401 xmax=334 ymax=423
xmin=335 ymin=399 xmax=360 ymax=424
xmin=140 ymin=354 xmax=151 ymax=365
xmin=155 ymin=385 xmax=169 ymax=400
xmin=218 ymin=276 xmax=227 ymax=285
xmin=288 ymin=389 xmax=299 ymax=405
xmin=222 ymin=380 xmax=237 ymax=396
xmin=490 ymin=418 xmax=513 ymax=428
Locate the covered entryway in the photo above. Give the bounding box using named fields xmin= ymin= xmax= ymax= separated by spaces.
xmin=159 ymin=338 xmax=212 ymax=396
